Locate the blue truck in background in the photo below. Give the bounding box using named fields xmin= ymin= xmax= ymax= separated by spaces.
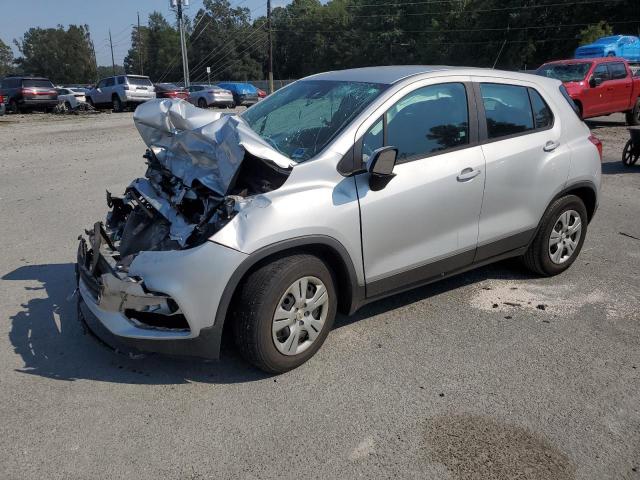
xmin=575 ymin=35 xmax=640 ymax=62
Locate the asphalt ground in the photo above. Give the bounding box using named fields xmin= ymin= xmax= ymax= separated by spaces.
xmin=0 ymin=109 xmax=638 ymax=479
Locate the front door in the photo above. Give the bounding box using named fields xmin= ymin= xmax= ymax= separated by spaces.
xmin=583 ymin=64 xmax=611 ymax=116
xmin=355 ymin=82 xmax=486 ymax=296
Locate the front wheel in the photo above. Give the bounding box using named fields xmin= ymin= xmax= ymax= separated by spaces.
xmin=197 ymin=97 xmax=207 ymax=109
xmin=232 ymin=254 xmax=337 ymax=373
xmin=522 ymin=195 xmax=588 ymax=276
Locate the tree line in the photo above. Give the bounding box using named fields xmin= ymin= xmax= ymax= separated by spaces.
xmin=2 ymin=0 xmax=639 ymax=84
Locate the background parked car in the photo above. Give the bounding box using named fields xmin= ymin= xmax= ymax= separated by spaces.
xmin=536 ymin=57 xmax=640 ymax=124
xmin=187 ymin=84 xmax=234 ymax=108
xmin=0 ymin=75 xmax=58 ymax=113
xmin=56 ymin=87 xmax=86 ymax=110
xmin=575 ymin=35 xmax=640 ymax=61
xmin=86 ymin=75 xmax=155 ymax=112
xmin=216 ymin=82 xmax=259 ymax=107
xmin=0 ymin=92 xmax=5 ymax=116
xmin=154 ymin=83 xmax=189 ymax=100
xmin=257 ymin=88 xmax=267 ymax=100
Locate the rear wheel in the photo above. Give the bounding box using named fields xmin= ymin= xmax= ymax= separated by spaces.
xmin=112 ymin=95 xmax=123 ymax=112
xmin=625 ymin=99 xmax=640 ymax=126
xmin=8 ymin=99 xmax=19 ymax=114
xmin=522 ymin=195 xmax=588 ymax=276
xmin=197 ymin=97 xmax=207 ymax=109
xmin=64 ymin=101 xmax=72 ymax=111
xmin=232 ymin=254 xmax=337 ymax=373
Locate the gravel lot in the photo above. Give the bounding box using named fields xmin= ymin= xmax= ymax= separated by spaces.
xmin=0 ymin=110 xmax=638 ymax=479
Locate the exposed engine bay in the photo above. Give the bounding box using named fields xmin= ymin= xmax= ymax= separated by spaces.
xmin=77 ymin=99 xmax=293 ymax=331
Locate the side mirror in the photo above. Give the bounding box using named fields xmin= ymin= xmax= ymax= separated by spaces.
xmin=367 ymin=146 xmax=397 ymax=191
xmin=367 ymin=146 xmax=397 ymax=177
xmin=589 ymin=75 xmax=603 ymax=88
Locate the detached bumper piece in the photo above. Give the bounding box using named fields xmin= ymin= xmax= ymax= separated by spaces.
xmin=77 ymin=222 xmax=189 ymax=333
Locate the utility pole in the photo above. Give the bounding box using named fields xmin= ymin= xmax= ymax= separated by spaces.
xmin=172 ymin=0 xmax=190 ymax=87
xmin=137 ymin=12 xmax=144 ymax=75
xmin=267 ymin=0 xmax=274 ymax=94
xmin=109 ymin=29 xmax=116 ymax=76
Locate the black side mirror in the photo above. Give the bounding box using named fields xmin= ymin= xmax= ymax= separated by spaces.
xmin=589 ymin=75 xmax=603 ymax=88
xmin=367 ymin=146 xmax=397 ymax=190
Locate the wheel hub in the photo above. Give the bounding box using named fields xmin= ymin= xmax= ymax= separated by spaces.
xmin=272 ymin=276 xmax=329 ymax=356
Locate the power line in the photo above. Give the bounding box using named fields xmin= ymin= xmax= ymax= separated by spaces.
xmin=271 ymin=19 xmax=640 ymax=34
xmin=192 ymin=34 xmax=269 ymax=82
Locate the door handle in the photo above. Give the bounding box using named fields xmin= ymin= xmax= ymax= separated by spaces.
xmin=543 ymin=140 xmax=560 ymax=152
xmin=457 ymin=167 xmax=481 ymax=182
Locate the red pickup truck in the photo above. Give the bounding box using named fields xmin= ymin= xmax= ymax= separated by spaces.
xmin=536 ymin=57 xmax=640 ymax=125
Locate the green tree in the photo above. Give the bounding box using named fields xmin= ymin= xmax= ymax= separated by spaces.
xmin=13 ymin=25 xmax=97 ymax=83
xmin=579 ymin=21 xmax=614 ymax=45
xmin=0 ymin=38 xmax=14 ymax=77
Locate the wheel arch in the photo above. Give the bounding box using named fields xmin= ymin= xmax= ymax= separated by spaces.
xmin=559 ymin=181 xmax=598 ymax=222
xmin=214 ymin=235 xmax=364 ymax=339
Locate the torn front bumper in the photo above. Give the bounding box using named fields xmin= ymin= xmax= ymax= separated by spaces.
xmin=76 ymin=232 xmax=247 ymax=358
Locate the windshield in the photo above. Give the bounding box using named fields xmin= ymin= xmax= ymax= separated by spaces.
xmin=127 ymin=76 xmax=153 ymax=86
xmin=536 ymin=63 xmax=592 ymax=82
xmin=23 ymin=79 xmax=54 ymax=88
xmin=242 ymin=80 xmax=386 ymax=161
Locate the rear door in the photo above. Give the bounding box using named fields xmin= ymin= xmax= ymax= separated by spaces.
xmin=472 ymin=79 xmax=571 ymax=257
xmin=606 ymin=62 xmax=632 ymax=111
xmin=355 ymin=80 xmax=486 ymax=295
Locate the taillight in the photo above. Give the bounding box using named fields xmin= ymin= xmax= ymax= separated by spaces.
xmin=21 ymin=88 xmax=35 ymax=95
xmin=123 ymin=85 xmax=130 ymax=90
xmin=588 ymin=134 xmax=603 ymax=161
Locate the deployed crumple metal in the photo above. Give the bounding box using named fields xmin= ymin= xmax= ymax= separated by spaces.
xmin=133 ymin=99 xmax=294 ymax=196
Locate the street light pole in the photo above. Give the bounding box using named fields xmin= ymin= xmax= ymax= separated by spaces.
xmin=267 ymin=0 xmax=273 ymax=94
xmin=174 ymin=0 xmax=190 ymax=87
xmin=109 ymin=29 xmax=116 ymax=77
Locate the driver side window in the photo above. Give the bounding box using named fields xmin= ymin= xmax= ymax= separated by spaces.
xmin=362 ymin=83 xmax=470 ymax=163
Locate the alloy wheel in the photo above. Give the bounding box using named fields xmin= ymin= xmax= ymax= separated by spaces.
xmin=548 ymin=210 xmax=582 ymax=264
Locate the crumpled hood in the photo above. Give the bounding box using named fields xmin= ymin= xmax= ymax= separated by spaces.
xmin=133 ymin=99 xmax=293 ymax=196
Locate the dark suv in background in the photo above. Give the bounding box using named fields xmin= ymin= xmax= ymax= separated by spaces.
xmin=0 ymin=75 xmax=58 ymax=113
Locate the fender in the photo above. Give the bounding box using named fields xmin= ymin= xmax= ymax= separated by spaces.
xmin=213 ymin=235 xmax=365 ymax=333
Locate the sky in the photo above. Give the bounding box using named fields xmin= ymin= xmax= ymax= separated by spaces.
xmin=0 ymin=0 xmax=277 ymax=66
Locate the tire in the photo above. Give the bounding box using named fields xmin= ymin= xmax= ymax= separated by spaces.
xmin=197 ymin=97 xmax=207 ymax=109
xmin=64 ymin=101 xmax=72 ymax=111
xmin=522 ymin=195 xmax=588 ymax=276
xmin=607 ymin=51 xmax=615 ymax=57
xmin=86 ymin=97 xmax=94 ymax=108
xmin=232 ymin=254 xmax=337 ymax=373
xmin=112 ymin=95 xmax=123 ymax=112
xmin=8 ymin=99 xmax=19 ymax=114
xmin=230 ymin=101 xmax=236 ymax=109
xmin=625 ymin=99 xmax=640 ymax=126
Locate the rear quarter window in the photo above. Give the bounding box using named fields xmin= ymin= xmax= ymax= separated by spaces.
xmin=528 ymin=88 xmax=554 ymax=129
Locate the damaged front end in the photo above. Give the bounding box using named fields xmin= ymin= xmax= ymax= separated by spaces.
xmin=77 ymin=99 xmax=292 ymax=341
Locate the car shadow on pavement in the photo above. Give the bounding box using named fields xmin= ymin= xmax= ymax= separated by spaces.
xmin=334 ymin=258 xmax=535 ymax=329
xmin=4 ymin=263 xmax=270 ymax=385
xmin=584 ymin=118 xmax=628 ymax=129
xmin=5 ymin=259 xmax=535 ymax=385
xmin=601 ymin=160 xmax=640 ymax=175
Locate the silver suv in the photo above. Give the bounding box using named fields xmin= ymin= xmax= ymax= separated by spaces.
xmin=86 ymin=75 xmax=156 ymax=112
xmin=77 ymin=66 xmax=602 ymax=373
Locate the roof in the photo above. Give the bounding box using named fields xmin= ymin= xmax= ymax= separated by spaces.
xmin=307 ymin=65 xmax=458 ymax=84
xmin=303 ymin=65 xmax=560 ymax=86
xmin=541 ymin=57 xmax=627 ymax=65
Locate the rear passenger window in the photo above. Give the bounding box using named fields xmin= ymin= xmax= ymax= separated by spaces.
xmin=105 ymin=78 xmax=115 ymax=87
xmin=117 ymin=76 xmax=125 ymax=84
xmin=480 ymin=83 xmax=533 ymax=139
xmin=528 ymin=88 xmax=553 ymax=129
xmin=608 ymin=63 xmax=627 ymax=80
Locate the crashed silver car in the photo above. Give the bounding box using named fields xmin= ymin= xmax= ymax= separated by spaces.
xmin=77 ymin=66 xmax=601 ymax=373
